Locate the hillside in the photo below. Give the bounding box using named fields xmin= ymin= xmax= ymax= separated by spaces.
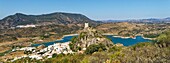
xmin=0 ymin=12 xmax=100 ymax=29
xmin=0 ymin=24 xmax=85 ymax=56
xmin=8 ymin=30 xmax=170 ymax=63
xmin=96 ymin=22 xmax=170 ymax=37
xmin=69 ymin=27 xmax=113 ymax=52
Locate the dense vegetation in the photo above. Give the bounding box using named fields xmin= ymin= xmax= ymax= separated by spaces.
xmin=143 ymin=33 xmax=160 ymax=38
xmin=156 ymin=30 xmax=170 ymax=47
xmin=85 ymin=43 xmax=106 ymax=54
xmin=8 ymin=30 xmax=170 ymax=63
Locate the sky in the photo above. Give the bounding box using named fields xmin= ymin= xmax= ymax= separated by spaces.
xmin=0 ymin=0 xmax=170 ymax=20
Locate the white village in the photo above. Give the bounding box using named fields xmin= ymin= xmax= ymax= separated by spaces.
xmin=10 ymin=23 xmax=90 ymax=62
xmin=11 ymin=42 xmax=73 ymax=61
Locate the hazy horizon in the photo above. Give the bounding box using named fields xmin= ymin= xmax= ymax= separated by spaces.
xmin=1 ymin=0 xmax=170 ymax=20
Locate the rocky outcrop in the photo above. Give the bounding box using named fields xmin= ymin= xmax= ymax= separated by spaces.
xmin=69 ymin=27 xmax=113 ymax=51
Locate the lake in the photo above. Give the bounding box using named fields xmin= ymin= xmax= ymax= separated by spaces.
xmin=31 ymin=35 xmax=151 ymax=47
xmin=106 ymin=35 xmax=151 ymax=46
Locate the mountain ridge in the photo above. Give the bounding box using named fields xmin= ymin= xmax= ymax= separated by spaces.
xmin=101 ymin=17 xmax=170 ymax=23
xmin=0 ymin=12 xmax=100 ymax=29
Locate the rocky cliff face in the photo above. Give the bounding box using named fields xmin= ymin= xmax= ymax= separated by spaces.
xmin=69 ymin=27 xmax=113 ymax=51
xmin=0 ymin=12 xmax=100 ymax=29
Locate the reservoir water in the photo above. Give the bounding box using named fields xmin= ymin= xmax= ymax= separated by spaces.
xmin=32 ymin=35 xmax=151 ymax=47
xmin=106 ymin=35 xmax=151 ymax=46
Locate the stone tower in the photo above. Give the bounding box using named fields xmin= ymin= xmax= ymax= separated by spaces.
xmin=84 ymin=23 xmax=89 ymax=29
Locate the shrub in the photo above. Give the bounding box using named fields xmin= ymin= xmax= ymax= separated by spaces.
xmin=156 ymin=30 xmax=170 ymax=47
xmin=132 ymin=42 xmax=152 ymax=50
xmin=85 ymin=43 xmax=106 ymax=54
xmin=52 ymin=53 xmax=57 ymax=58
xmin=108 ymin=46 xmax=123 ymax=52
xmin=143 ymin=33 xmax=159 ymax=38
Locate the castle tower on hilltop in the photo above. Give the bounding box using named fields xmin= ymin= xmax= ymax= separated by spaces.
xmin=84 ymin=23 xmax=89 ymax=29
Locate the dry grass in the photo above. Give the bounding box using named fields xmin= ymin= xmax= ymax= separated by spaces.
xmin=0 ymin=46 xmax=11 ymax=53
xmin=0 ymin=51 xmax=25 ymax=61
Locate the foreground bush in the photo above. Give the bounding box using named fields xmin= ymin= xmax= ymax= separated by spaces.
xmin=157 ymin=30 xmax=170 ymax=47
xmin=85 ymin=43 xmax=106 ymax=54
xmin=108 ymin=42 xmax=170 ymax=63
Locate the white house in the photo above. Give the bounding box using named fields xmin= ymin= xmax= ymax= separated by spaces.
xmin=84 ymin=23 xmax=89 ymax=29
xmin=16 ymin=25 xmax=36 ymax=28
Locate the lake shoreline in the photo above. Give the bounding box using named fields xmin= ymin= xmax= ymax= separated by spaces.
xmin=60 ymin=34 xmax=78 ymax=39
xmin=32 ymin=33 xmax=153 ymax=47
xmin=110 ymin=34 xmax=156 ymax=40
xmin=32 ymin=34 xmax=78 ymax=44
xmin=31 ymin=34 xmax=78 ymax=47
xmin=56 ymin=34 xmax=79 ymax=41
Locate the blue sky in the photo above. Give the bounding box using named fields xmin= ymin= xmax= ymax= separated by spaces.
xmin=0 ymin=0 xmax=170 ymax=20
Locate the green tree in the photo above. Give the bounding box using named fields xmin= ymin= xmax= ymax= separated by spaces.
xmin=156 ymin=30 xmax=170 ymax=47
xmin=52 ymin=53 xmax=57 ymax=58
xmin=85 ymin=43 xmax=106 ymax=54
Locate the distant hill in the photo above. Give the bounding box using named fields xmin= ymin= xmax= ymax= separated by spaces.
xmin=0 ymin=12 xmax=100 ymax=29
xmin=102 ymin=17 xmax=170 ymax=23
xmin=96 ymin=22 xmax=170 ymax=38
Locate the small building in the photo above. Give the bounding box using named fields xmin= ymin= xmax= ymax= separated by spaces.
xmin=84 ymin=23 xmax=89 ymax=29
xmin=16 ymin=25 xmax=36 ymax=28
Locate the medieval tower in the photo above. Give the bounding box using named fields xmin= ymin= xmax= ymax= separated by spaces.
xmin=84 ymin=23 xmax=89 ymax=29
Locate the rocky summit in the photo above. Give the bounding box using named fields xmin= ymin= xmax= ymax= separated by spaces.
xmin=69 ymin=26 xmax=113 ymax=52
